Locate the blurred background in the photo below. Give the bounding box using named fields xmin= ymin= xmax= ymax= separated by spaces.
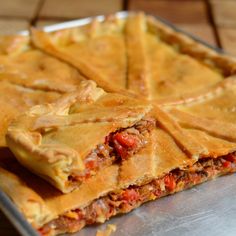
xmin=0 ymin=0 xmax=235 ymax=56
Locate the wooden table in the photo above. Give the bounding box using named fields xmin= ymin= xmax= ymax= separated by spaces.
xmin=0 ymin=0 xmax=236 ymax=235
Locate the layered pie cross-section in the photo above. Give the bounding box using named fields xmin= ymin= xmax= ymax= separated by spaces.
xmin=6 ymin=80 xmax=154 ymax=193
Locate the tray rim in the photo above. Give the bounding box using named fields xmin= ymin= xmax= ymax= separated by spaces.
xmin=0 ymin=10 xmax=227 ymax=236
xmin=19 ymin=10 xmax=223 ymax=53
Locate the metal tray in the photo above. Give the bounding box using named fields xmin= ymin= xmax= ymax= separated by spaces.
xmin=1 ymin=11 xmax=235 ymax=236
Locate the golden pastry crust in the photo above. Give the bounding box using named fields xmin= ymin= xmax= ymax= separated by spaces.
xmin=125 ymin=13 xmax=228 ymax=104
xmin=31 ymin=18 xmax=137 ymax=97
xmin=6 ymin=80 xmax=152 ymax=193
xmin=125 ymin=13 xmax=150 ymax=98
xmin=0 ymin=35 xmax=85 ymax=93
xmin=31 ymin=12 xmax=236 ymax=105
xmin=168 ymin=76 xmax=236 ymax=122
xmin=0 ymin=166 xmax=52 ymax=228
xmin=163 ymin=77 xmax=236 ymax=157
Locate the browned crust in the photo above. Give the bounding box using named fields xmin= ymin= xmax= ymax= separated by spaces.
xmin=0 ymin=167 xmax=52 ymax=228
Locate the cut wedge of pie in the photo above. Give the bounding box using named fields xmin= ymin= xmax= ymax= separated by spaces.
xmin=6 ymin=80 xmax=153 ymax=193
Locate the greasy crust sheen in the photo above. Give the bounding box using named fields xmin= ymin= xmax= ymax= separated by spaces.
xmin=6 ymin=80 xmax=152 ymax=193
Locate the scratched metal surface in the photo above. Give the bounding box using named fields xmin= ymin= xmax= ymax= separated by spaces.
xmin=74 ymin=174 xmax=236 ymax=236
xmin=0 ymin=12 xmax=235 ymax=236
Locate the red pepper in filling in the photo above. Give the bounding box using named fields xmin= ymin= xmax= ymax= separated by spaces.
xmin=223 ymin=160 xmax=231 ymax=168
xmin=85 ymin=159 xmax=97 ymax=170
xmin=113 ymin=133 xmax=138 ymax=148
xmin=121 ymin=189 xmax=140 ymax=203
xmin=224 ymin=153 xmax=236 ymax=163
xmin=164 ymin=175 xmax=176 ymax=192
xmin=113 ymin=132 xmax=139 ymax=160
xmin=38 ymin=225 xmax=51 ymax=236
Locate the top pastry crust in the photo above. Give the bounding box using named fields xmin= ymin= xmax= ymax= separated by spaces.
xmin=0 ymin=34 xmax=88 ymax=147
xmin=31 ymin=17 xmax=132 ymax=97
xmin=6 ymin=80 xmax=153 ymax=193
xmin=165 ymin=77 xmax=236 ymax=146
xmin=31 ymin=12 xmax=236 ymax=104
xmin=0 ymin=35 xmax=85 ymax=93
xmin=168 ymin=76 xmax=236 ymax=123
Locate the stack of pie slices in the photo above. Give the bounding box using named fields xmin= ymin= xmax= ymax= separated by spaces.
xmin=0 ymin=12 xmax=236 ymax=236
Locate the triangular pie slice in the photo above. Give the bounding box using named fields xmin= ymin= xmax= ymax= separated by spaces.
xmin=6 ymin=80 xmax=154 ymax=193
xmin=1 ymin=105 xmax=236 ymax=235
xmin=125 ymin=13 xmax=236 ymax=104
xmin=0 ymin=35 xmax=86 ymax=93
xmin=31 ymin=17 xmax=133 ymax=96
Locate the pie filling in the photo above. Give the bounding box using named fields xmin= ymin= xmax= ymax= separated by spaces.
xmin=39 ymin=152 xmax=236 ymax=235
xmin=68 ymin=118 xmax=155 ymax=185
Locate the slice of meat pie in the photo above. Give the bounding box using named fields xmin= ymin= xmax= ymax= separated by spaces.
xmin=6 ymin=80 xmax=153 ymax=193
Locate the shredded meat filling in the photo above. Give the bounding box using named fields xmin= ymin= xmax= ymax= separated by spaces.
xmin=68 ymin=118 xmax=155 ymax=184
xmin=39 ymin=152 xmax=236 ymax=236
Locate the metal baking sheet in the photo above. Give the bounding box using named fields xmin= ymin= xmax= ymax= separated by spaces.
xmin=1 ymin=11 xmax=235 ymax=236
